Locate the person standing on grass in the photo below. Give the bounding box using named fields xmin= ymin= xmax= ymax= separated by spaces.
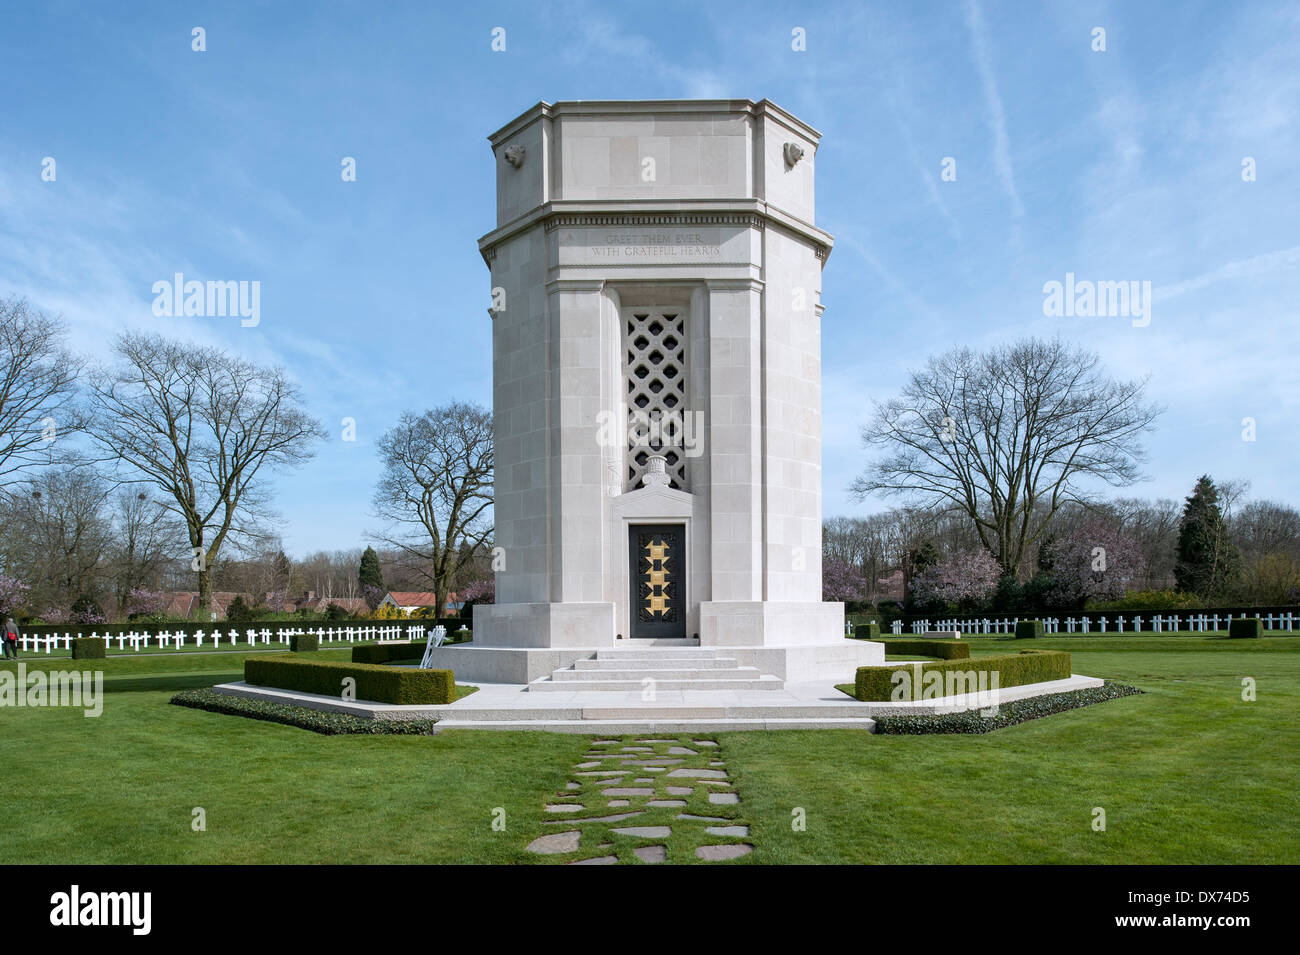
xmin=2 ymin=616 xmax=18 ymax=659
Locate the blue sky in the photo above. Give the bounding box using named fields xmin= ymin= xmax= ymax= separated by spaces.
xmin=2 ymin=1 xmax=1297 ymax=556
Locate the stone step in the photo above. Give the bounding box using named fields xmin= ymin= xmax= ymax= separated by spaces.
xmin=617 ymin=638 xmax=701 ymax=647
xmin=528 ymin=675 xmax=786 ymax=692
xmin=575 ymin=656 xmax=739 ymax=671
xmin=394 ymin=701 xmax=879 ymax=721
xmin=574 ymin=703 xmax=876 ymax=720
xmin=551 ymin=666 xmax=762 ymax=682
xmin=417 ymin=707 xmax=586 ymax=721
xmin=432 ymin=717 xmax=877 ymax=733
xmin=593 ymin=648 xmax=720 ymax=661
xmin=715 ymin=704 xmax=879 ymax=719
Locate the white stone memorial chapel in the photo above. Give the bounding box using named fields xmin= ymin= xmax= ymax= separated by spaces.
xmin=432 ymin=99 xmax=883 ymax=687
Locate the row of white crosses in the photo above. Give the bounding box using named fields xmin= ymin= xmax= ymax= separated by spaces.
xmin=890 ymin=613 xmax=1297 ymax=636
xmin=908 ymin=618 xmax=1042 ymax=635
xmin=15 ymin=623 xmax=426 ymax=655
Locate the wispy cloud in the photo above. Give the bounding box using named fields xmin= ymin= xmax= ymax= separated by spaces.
xmin=559 ymin=2 xmax=729 ymax=98
xmin=963 ymin=0 xmax=1024 ymax=217
xmin=1155 ymin=245 xmax=1300 ymax=301
xmin=831 ymin=232 xmax=943 ymax=328
xmin=898 ymin=121 xmax=962 ymax=240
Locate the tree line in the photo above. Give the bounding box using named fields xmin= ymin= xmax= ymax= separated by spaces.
xmin=830 ymin=336 xmax=1298 ymax=612
xmin=825 ymin=480 xmax=1300 ymax=612
xmin=0 ymin=296 xmax=495 ymax=623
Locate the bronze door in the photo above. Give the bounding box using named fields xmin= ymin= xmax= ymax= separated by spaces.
xmin=629 ymin=524 xmax=685 ymax=638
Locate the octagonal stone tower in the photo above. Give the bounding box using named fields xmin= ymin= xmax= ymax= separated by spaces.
xmin=451 ymin=99 xmax=882 ymax=684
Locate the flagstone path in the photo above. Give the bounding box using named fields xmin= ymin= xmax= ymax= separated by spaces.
xmin=525 ymin=735 xmax=753 ymax=864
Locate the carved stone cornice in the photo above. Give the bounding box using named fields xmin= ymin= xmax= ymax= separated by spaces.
xmin=479 ymin=200 xmax=832 ymax=267
xmin=542 ymin=212 xmax=764 ymax=233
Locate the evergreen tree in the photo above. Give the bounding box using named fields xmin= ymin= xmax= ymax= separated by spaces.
xmin=1036 ymin=533 xmax=1057 ymax=574
xmin=225 ymin=594 xmax=256 ymax=624
xmin=903 ymin=538 xmax=941 ymax=610
xmin=271 ymin=549 xmax=292 ymax=600
xmin=1174 ymin=475 xmax=1241 ymax=600
xmin=358 ymin=546 xmax=384 ymax=593
xmin=910 ymin=539 xmax=940 ymax=575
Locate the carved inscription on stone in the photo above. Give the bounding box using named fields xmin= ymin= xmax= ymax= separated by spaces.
xmin=592 ymin=232 xmax=722 ymax=259
xmin=556 ymin=225 xmax=743 ymax=266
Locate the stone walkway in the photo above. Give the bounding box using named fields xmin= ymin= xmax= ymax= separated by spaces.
xmin=525 ymin=735 xmax=753 ymax=864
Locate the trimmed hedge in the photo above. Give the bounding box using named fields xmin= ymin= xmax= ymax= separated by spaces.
xmin=351 ymin=641 xmax=426 ymax=665
xmin=244 ymin=658 xmax=455 ymax=704
xmin=854 ymin=622 xmax=882 ymax=638
xmin=878 ymin=638 xmax=970 ymax=660
xmin=70 ymin=637 xmax=106 ymax=660
xmin=289 ymin=632 xmax=319 ymax=652
xmin=170 ymin=688 xmax=440 ymax=734
xmin=872 ymin=681 xmax=1143 ymax=734
xmin=1014 ymin=619 xmax=1044 ymax=639
xmin=1228 ymin=617 xmax=1263 ymax=638
xmin=854 ymin=649 xmax=1072 ymax=702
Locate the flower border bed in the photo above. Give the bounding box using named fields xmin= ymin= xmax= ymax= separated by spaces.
xmin=871 ymin=681 xmax=1143 ymax=734
xmin=169 ymin=687 xmax=440 ymax=735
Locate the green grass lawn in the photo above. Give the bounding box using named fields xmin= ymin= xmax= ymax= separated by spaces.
xmin=1 ymin=636 xmax=1295 ymax=863
xmin=2 ymin=647 xmax=360 ymax=694
xmin=741 ymin=637 xmax=1299 ymax=863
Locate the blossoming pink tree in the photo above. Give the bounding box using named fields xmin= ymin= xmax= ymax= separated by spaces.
xmin=822 ymin=559 xmax=868 ymax=603
xmin=1045 ymin=520 xmax=1145 ymax=605
xmin=126 ymin=588 xmax=167 ymax=619
xmin=910 ymin=549 xmax=1001 ymax=608
xmin=459 ymin=577 xmax=495 ymax=605
xmin=0 ymin=575 xmax=29 ymax=617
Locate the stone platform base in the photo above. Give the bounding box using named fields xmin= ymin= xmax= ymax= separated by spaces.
xmin=211 ymin=674 xmax=1104 ymax=734
xmin=699 ymin=600 xmax=846 ymax=646
xmin=471 ymin=602 xmax=615 ymax=649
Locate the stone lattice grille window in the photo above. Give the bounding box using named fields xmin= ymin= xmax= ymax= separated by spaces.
xmin=624 ymin=310 xmax=688 ymax=490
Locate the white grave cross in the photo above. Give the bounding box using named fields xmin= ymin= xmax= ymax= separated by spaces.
xmin=419 ymin=626 xmax=448 ymax=669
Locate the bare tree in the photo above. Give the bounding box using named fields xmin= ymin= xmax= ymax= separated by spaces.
xmin=877 ymin=506 xmax=941 ymax=600
xmin=5 ymin=467 xmax=114 ymax=612
xmin=852 ymin=338 xmax=1161 ymax=575
xmin=372 ymin=402 xmax=493 ymax=617
xmin=1115 ymin=497 xmax=1182 ymax=589
xmin=1227 ymin=496 xmax=1300 ymax=603
xmin=297 ymin=547 xmax=364 ymax=602
xmin=85 ymin=333 xmax=325 ymax=612
xmin=823 ymin=516 xmax=871 ymax=569
xmin=1232 ymin=499 xmax=1300 ymax=562
xmin=824 ymin=514 xmax=908 ymax=604
xmin=859 ymin=514 xmax=894 ymax=600
xmin=109 ymin=490 xmax=188 ymax=616
xmin=0 ymin=297 xmax=86 ymax=487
